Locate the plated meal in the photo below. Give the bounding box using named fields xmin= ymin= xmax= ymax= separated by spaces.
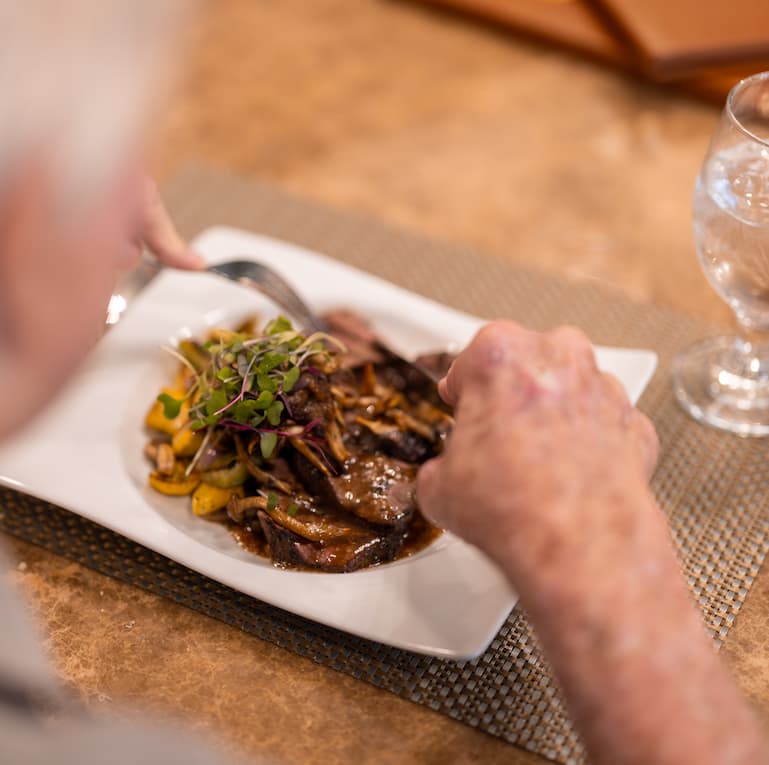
xmin=0 ymin=226 xmax=655 ymax=656
xmin=143 ymin=310 xmax=454 ymax=573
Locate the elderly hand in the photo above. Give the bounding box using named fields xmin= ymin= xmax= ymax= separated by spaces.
xmin=417 ymin=321 xmax=658 ymax=589
xmin=0 ymin=167 xmax=201 ymax=440
xmin=416 ymin=322 xmax=769 ymax=765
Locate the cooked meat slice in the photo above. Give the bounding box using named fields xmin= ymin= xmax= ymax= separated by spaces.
xmin=379 ymin=430 xmax=433 ymax=463
xmin=322 ymin=309 xmax=385 ymax=369
xmin=334 ymin=455 xmax=417 ymax=527
xmin=284 ymin=371 xmax=336 ymax=426
xmin=293 ymin=452 xmax=416 ymax=528
xmin=363 ymin=358 xmax=441 ymax=409
xmin=258 ymin=511 xmax=404 ymax=572
xmin=343 ymin=417 xmax=432 ymax=463
xmin=264 ymin=495 xmax=378 ymax=544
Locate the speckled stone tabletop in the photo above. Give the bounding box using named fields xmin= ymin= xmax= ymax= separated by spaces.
xmin=4 ymin=2 xmax=769 ymax=765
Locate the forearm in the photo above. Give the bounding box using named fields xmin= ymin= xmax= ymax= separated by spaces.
xmin=502 ymin=488 xmax=769 ymax=765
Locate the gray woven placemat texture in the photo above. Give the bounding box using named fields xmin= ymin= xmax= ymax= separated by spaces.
xmin=3 ymin=164 xmax=769 ymax=765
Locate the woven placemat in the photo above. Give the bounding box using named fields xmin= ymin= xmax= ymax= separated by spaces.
xmin=3 ymin=165 xmax=769 ymax=765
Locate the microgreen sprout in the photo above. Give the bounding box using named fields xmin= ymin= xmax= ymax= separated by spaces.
xmin=156 ymin=317 xmax=346 ymax=490
xmin=155 ymin=345 xmax=203 ymax=419
xmin=168 ymin=317 xmax=344 ymax=473
xmin=157 ymin=392 xmax=183 ymax=419
xmin=185 ymin=316 xmax=337 ymax=434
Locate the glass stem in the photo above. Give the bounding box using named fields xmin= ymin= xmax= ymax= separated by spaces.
xmin=732 ymin=323 xmax=769 ymax=382
xmin=714 ymin=321 xmax=769 ymax=407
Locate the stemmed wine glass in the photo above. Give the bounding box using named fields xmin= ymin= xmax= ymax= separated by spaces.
xmin=673 ymin=72 xmax=769 ymax=436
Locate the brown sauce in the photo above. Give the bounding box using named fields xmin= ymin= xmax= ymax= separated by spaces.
xmin=227 ymin=515 xmax=442 ymax=571
xmin=228 ymin=522 xmax=271 ymax=559
xmin=398 ymin=510 xmax=443 ymax=559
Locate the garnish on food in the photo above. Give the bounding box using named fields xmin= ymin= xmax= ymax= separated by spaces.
xmin=144 ymin=312 xmax=453 ymax=572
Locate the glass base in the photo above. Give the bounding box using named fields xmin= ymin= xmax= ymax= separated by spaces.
xmin=673 ymin=336 xmax=769 ymax=437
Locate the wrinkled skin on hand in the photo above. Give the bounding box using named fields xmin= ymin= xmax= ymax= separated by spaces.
xmin=417 ymin=321 xmax=659 ymax=588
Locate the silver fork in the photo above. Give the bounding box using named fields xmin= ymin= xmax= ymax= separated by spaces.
xmin=108 ymin=256 xmax=440 ymax=383
xmin=207 ymin=260 xmax=328 ymax=334
xmin=207 ymin=259 xmax=440 ymax=384
xmin=108 ymin=257 xmax=329 ymax=332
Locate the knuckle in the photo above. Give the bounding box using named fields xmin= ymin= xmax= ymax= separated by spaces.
xmin=469 ymin=321 xmax=525 ymax=373
xmin=550 ymin=325 xmax=592 ymax=354
xmin=474 ymin=321 xmax=517 ymax=351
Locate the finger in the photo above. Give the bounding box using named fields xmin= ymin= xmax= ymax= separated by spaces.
xmin=629 ymin=410 xmax=659 ymax=478
xmin=439 ymin=321 xmax=530 ymax=406
xmin=140 ymin=177 xmax=205 ymax=270
xmin=600 ymin=371 xmax=633 ymax=412
xmin=597 ymin=371 xmax=657 ymax=475
xmin=542 ymin=327 xmax=601 ymax=401
xmin=416 ymin=457 xmax=447 ymax=527
xmin=437 ymin=364 xmax=457 ymax=405
xmin=546 ymin=325 xmax=597 ymax=371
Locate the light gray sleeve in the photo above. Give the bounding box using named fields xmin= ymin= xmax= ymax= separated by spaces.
xmin=0 ymin=559 xmax=60 ymax=704
xmin=0 ymin=549 xmax=255 ymax=765
xmin=3 ymin=709 xmax=250 ymax=765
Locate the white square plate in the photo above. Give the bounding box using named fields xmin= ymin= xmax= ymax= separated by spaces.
xmin=0 ymin=226 xmax=657 ymax=659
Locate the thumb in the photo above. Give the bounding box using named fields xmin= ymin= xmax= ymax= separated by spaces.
xmin=416 ymin=457 xmax=445 ymax=527
xmin=140 ymin=177 xmax=205 ymax=270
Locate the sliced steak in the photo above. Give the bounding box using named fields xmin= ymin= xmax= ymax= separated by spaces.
xmin=322 ymin=309 xmax=385 ymax=368
xmin=293 ymin=452 xmax=416 ymax=529
xmin=381 ymin=429 xmax=433 ymax=462
xmin=343 ymin=417 xmax=433 ymax=463
xmin=258 ymin=511 xmax=404 ymax=572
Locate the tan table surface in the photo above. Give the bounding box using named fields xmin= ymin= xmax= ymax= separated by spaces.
xmin=4 ymin=2 xmax=769 ymax=764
